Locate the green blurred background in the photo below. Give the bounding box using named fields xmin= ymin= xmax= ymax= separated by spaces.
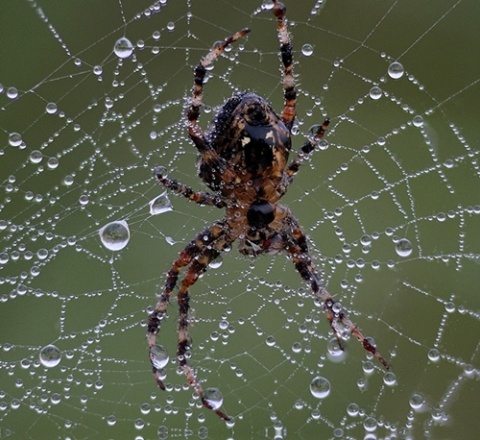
xmin=1 ymin=0 xmax=479 ymax=439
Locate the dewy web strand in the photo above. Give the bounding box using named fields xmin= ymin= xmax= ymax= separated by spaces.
xmin=0 ymin=1 xmax=479 ymax=439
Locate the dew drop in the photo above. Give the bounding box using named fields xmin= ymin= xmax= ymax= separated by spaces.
xmin=427 ymin=348 xmax=440 ymax=362
xmin=388 ymin=61 xmax=404 ymax=79
xmin=150 ymin=344 xmax=169 ymax=369
xmin=309 ymin=376 xmax=331 ymax=399
xmin=369 ymin=86 xmax=382 ymax=100
xmin=203 ymin=387 xmax=224 ymax=410
xmin=45 ymin=102 xmax=58 ymax=114
xmin=114 ymin=37 xmax=134 ymax=59
xmin=6 ymin=87 xmax=19 ymax=99
xmin=8 ymin=132 xmax=22 ymax=147
xmin=347 ymin=402 xmax=359 ymax=417
xmin=412 ymin=115 xmax=424 ymax=127
xmin=149 ymin=191 xmax=173 ymax=215
xmin=363 ymin=416 xmax=377 ymax=432
xmin=153 ymin=165 xmax=168 ymax=178
xmin=208 ymin=255 xmax=223 ymax=269
xmin=93 ymin=65 xmax=103 ymax=76
xmin=301 ymin=44 xmax=313 ymax=56
xmin=39 ymin=344 xmax=62 ymax=368
xmin=395 ymin=238 xmax=413 ymax=257
xmin=63 ymin=175 xmax=74 ymax=186
xmin=409 ymin=393 xmax=425 ymax=411
xmin=326 ymin=337 xmax=345 ymax=362
xmin=47 ymin=157 xmax=59 ymax=170
xmin=266 ymin=335 xmax=276 ymax=347
xmin=99 ymin=220 xmax=130 ymax=251
xmin=29 ymin=150 xmax=43 ymax=164
xmin=383 ymin=371 xmax=397 ymax=386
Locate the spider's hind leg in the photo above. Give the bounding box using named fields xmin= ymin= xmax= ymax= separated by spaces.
xmin=285 ymin=217 xmax=390 ymax=368
xmin=147 ymin=220 xmax=235 ymax=420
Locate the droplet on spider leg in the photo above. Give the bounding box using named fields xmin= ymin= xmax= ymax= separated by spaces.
xmin=149 ymin=191 xmax=173 ymax=215
xmin=153 ymin=165 xmax=168 ymax=178
xmin=202 ymin=387 xmax=224 ymax=411
xmin=309 ymin=376 xmax=331 ymax=399
xmin=326 ymin=337 xmax=346 ymax=362
xmin=208 ymin=255 xmax=223 ymax=269
xmin=150 ymin=344 xmax=169 ymax=369
xmin=98 ymin=220 xmax=130 ymax=251
xmin=331 ymin=319 xmax=351 ymax=341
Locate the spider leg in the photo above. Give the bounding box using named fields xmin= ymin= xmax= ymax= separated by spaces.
xmin=284 ymin=214 xmax=390 ymax=368
xmin=187 ymin=28 xmax=250 ymax=152
xmin=271 ymin=1 xmax=296 ymax=130
xmin=147 ymin=221 xmax=227 ymax=389
xmin=154 ymin=167 xmax=226 ymax=208
xmin=147 ymin=220 xmax=235 ymax=420
xmin=176 ymin=244 xmax=234 ymax=421
xmin=286 ymin=119 xmax=330 ymax=178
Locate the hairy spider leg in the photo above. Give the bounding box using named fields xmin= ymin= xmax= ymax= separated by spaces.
xmin=286 ymin=119 xmax=330 ymax=178
xmin=147 ymin=222 xmax=230 ymax=390
xmin=187 ymin=28 xmax=250 ymax=152
xmin=272 ymin=1 xmax=296 ymax=130
xmin=285 ymin=217 xmax=390 ymax=368
xmin=155 ymin=169 xmax=226 ymax=209
xmin=175 ymin=242 xmax=236 ymax=421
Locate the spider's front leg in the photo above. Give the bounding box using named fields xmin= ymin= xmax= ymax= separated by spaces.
xmin=286 ymin=119 xmax=330 ymax=179
xmin=154 ymin=166 xmax=226 ymax=208
xmin=187 ymin=28 xmax=250 ymax=151
xmin=284 ymin=216 xmax=390 ymax=368
xmin=272 ymin=0 xmax=296 ymax=130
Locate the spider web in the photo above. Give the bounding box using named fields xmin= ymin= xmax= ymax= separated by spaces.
xmin=1 ymin=0 xmax=479 ymax=439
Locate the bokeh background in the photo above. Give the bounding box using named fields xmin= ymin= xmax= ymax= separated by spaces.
xmin=1 ymin=1 xmax=479 ymax=439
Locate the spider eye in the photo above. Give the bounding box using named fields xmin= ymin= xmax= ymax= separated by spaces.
xmin=247 ymin=200 xmax=275 ymax=228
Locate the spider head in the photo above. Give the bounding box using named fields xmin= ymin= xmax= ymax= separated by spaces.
xmin=208 ymin=92 xmax=291 ymax=179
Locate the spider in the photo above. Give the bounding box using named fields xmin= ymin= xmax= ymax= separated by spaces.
xmin=147 ymin=0 xmax=389 ymax=421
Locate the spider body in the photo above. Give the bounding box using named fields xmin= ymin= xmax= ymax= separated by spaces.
xmin=148 ymin=0 xmax=388 ymax=421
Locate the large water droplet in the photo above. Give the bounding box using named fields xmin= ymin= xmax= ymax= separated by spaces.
xmin=395 ymin=238 xmax=413 ymax=257
xmin=301 ymin=44 xmax=313 ymax=56
xmin=388 ymin=61 xmax=404 ymax=79
xmin=208 ymin=255 xmax=223 ymax=269
xmin=114 ymin=37 xmax=134 ymax=59
xmin=409 ymin=393 xmax=425 ymax=411
xmin=412 ymin=115 xmax=424 ymax=127
xmin=8 ymin=132 xmax=22 ymax=147
xmin=309 ymin=376 xmax=331 ymax=399
xmin=150 ymin=344 xmax=169 ymax=369
xmin=369 ymin=86 xmax=382 ymax=100
xmin=149 ymin=191 xmax=173 ymax=215
xmin=29 ymin=150 xmax=43 ymax=164
xmin=203 ymin=387 xmax=224 ymax=410
xmin=39 ymin=344 xmax=62 ymax=368
xmin=99 ymin=220 xmax=130 ymax=251
xmin=45 ymin=102 xmax=58 ymax=115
